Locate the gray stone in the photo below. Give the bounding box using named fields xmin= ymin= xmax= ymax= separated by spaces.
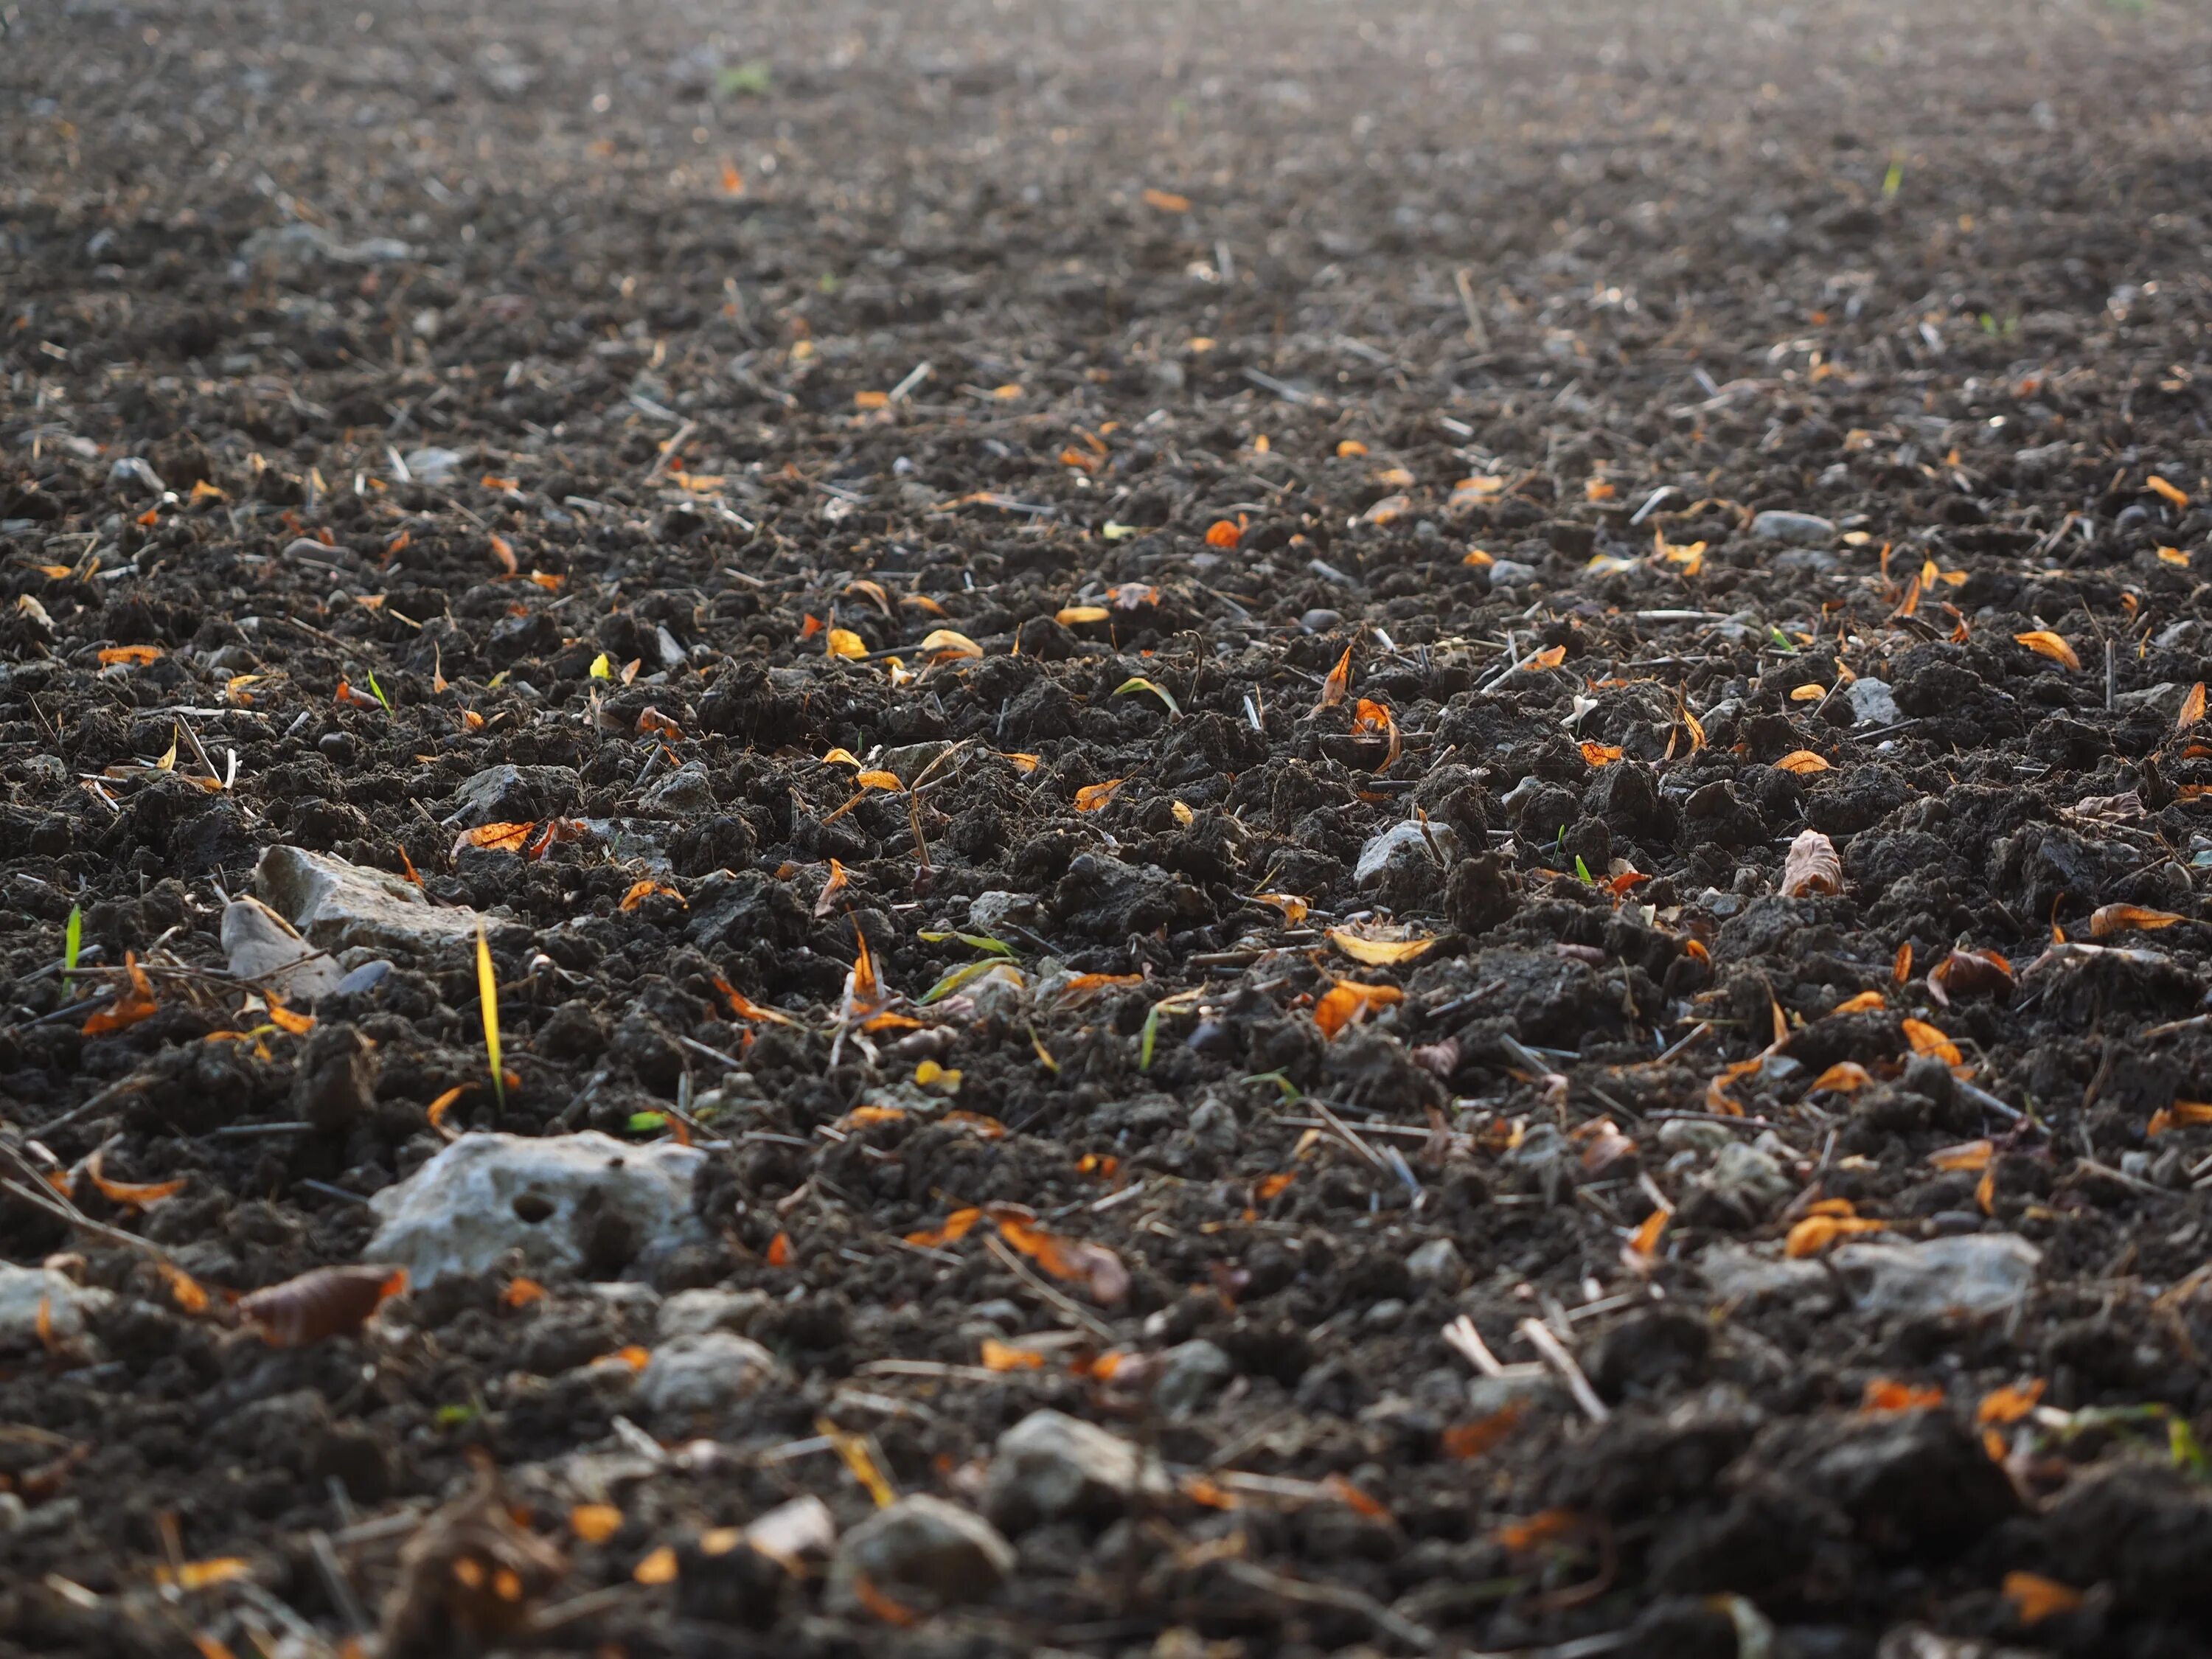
xmin=984 ymin=1409 xmax=1169 ymax=1529
xmin=1354 ymin=818 xmax=1463 ymax=888
xmin=1406 ymin=1237 xmax=1467 ymax=1291
xmin=1187 ymin=1096 xmax=1239 ymax=1155
xmin=1693 ymin=1141 xmax=1795 ymax=1220
xmin=1750 ymin=510 xmax=1837 ymax=546
xmin=826 ymin=1495 xmax=1013 ymax=1613
xmin=1299 ymin=608 xmax=1343 ymax=633
xmin=255 ymin=845 xmax=492 ymax=956
xmin=639 ymin=762 xmax=714 ymax=815
xmin=441 ymin=763 xmax=581 ymax=828
xmin=1845 ymin=678 xmax=1902 ymax=726
xmin=1484 ymin=559 xmax=1540 ymax=591
xmin=105 ymin=456 xmax=164 ymax=496
xmin=365 ymin=1131 xmax=706 ymax=1285
xmin=333 ymin=959 xmax=394 ymax=997
xmin=961 ymin=964 xmax=1028 ymax=1026
xmin=636 ymin=1332 xmax=785 ymax=1416
xmin=967 ymin=890 xmax=1040 ymax=936
xmin=0 ymin=1265 xmax=112 ymax=1353
xmin=1155 ymin=1338 xmax=1234 ymax=1417
xmin=1772 ymin=545 xmax=1842 ymax=576
xmin=1656 ymin=1119 xmax=1734 ymax=1156
xmin=399 ymin=445 xmax=463 ymax=484
xmin=655 ymin=1287 xmax=771 ymax=1340
xmin=1697 ymin=1244 xmax=1827 ymax=1304
xmin=1832 ymin=1233 xmax=2039 ymax=1318
xmin=220 ymin=896 xmax=345 ymax=1001
xmin=2117 ymin=681 xmax=2191 ymax=721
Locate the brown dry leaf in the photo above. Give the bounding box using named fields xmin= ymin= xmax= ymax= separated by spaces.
xmin=1051 ymin=971 xmax=1144 ymax=1003
xmin=1784 ymin=1214 xmax=1888 ymax=1257
xmin=1705 ymin=1056 xmax=1762 ymax=1116
xmin=502 ymin=1277 xmax=545 ymax=1308
xmin=97 ymin=644 xmax=164 ymax=667
xmin=1326 ymin=927 xmax=1439 ymax=967
xmin=1975 ymin=1163 xmax=1998 ymax=1215
xmin=2146 ymin=473 xmax=2190 ymax=509
xmin=1001 ymin=751 xmax=1043 ymax=774
xmin=1930 ymin=1139 xmax=1995 ymax=1172
xmin=425 ymin=1084 xmax=470 ymax=1138
xmin=453 ymin=821 xmax=536 ymax=857
xmin=1861 ymin=1378 xmax=1944 ymax=1413
xmin=1901 ymin=1018 xmax=1964 ymax=1067
xmin=1318 ymin=644 xmax=1354 ymax=709
xmin=1055 ymin=605 xmax=1110 ymax=626
xmin=905 ymin=1207 xmax=984 ymax=1249
xmin=2174 ymin=680 xmax=2208 ymax=730
xmin=569 ymin=1505 xmax=623 ymax=1544
xmin=1141 ymin=186 xmax=1191 ymax=212
xmin=918 ymin=628 xmax=983 ymax=661
xmin=238 ymin=1265 xmax=408 ymax=1346
xmin=617 ymin=878 xmax=681 ymax=913
xmin=84 ymin=949 xmax=159 ymax=1036
xmin=995 ymin=1216 xmax=1130 ymax=1304
xmin=1789 ymin=684 xmax=1826 ymax=703
xmin=1252 ymin=892 xmax=1312 ymax=924
xmin=633 ymin=1545 xmax=679 ymax=1586
xmin=159 ymin=1262 xmax=210 ymax=1314
xmin=1525 ymin=644 xmax=1568 ymax=671
xmin=1779 ymin=829 xmax=1843 ymax=898
xmin=1313 ymin=980 xmax=1405 ymax=1040
xmin=2014 ymin=630 xmax=2081 ymax=671
xmin=1893 ymin=942 xmax=1913 ymax=985
xmin=1831 ymin=990 xmax=1885 ymax=1015
xmin=1579 ymin=741 xmax=1623 ymax=766
xmin=825 ymin=627 xmax=868 ymax=660
xmin=1977 ymin=1379 xmax=2046 ymax=1425
xmin=83 ymin=1146 xmax=184 ymax=1208
xmin=487 ymin=535 xmax=518 ymax=577
xmin=2003 ymin=1571 xmax=2084 ymax=1626
xmin=2088 ymin=902 xmax=2184 ymax=937
xmin=852 ymin=769 xmax=904 ymax=793
xmin=1350 ymin=697 xmax=1402 ymax=770
xmin=1323 ymin=1474 xmax=1395 ymax=1524
xmin=158 ymin=1557 xmax=254 ymax=1591
xmin=813 ymin=858 xmax=851 ymax=919
xmin=1627 ymin=1208 xmax=1671 ymax=1258
xmin=1362 ymin=493 xmax=1413 ymax=526
xmin=979 ymin=1338 xmax=1048 ymax=1371
xmin=1927 ymin=947 xmax=2014 ymax=1005
xmin=1441 ymin=1405 xmax=1523 ymax=1461
xmin=1773 ymin=749 xmax=1832 ymax=775
xmin=1073 ymin=779 xmax=1126 ymax=812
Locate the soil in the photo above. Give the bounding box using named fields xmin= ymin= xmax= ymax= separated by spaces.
xmin=6 ymin=0 xmax=2212 ymax=1655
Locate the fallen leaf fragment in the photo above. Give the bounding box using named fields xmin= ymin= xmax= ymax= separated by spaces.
xmin=1976 ymin=1379 xmax=2046 ymax=1425
xmin=1929 ymin=1139 xmax=1995 ymax=1172
xmin=1901 ymin=1018 xmax=1964 ymax=1068
xmin=905 ymin=1207 xmax=984 ymax=1249
xmin=569 ymin=1504 xmax=623 ymax=1544
xmin=1326 ymin=927 xmax=1439 ymax=967
xmin=2088 ymin=903 xmax=2184 ymax=938
xmin=1204 ymin=519 xmax=1242 ymax=549
xmin=2003 ymin=1571 xmax=2084 ymax=1625
xmin=619 ymin=878 xmax=682 ymax=913
xmin=1313 ymin=980 xmax=1405 ymax=1040
xmin=1056 ymin=605 xmax=1110 ymax=626
xmin=97 ymin=644 xmax=164 ymax=667
xmin=456 ymin=821 xmax=536 ymax=857
xmin=83 ymin=1146 xmax=184 ymax=1208
xmin=1779 ymin=829 xmax=1843 ymax=898
xmin=1861 ymin=1378 xmax=1944 ymax=1413
xmin=633 ymin=1545 xmax=679 ymax=1585
xmin=1927 ymin=947 xmax=2015 ymax=1004
xmin=1579 ymin=741 xmax=1622 ymax=766
xmin=825 ymin=627 xmax=868 ymax=660
xmin=1318 ymin=645 xmax=1354 ymax=709
xmin=995 ymin=1215 xmax=1130 ymax=1304
xmin=1831 ymin=991 xmax=1885 ymax=1015
xmin=980 ymin=1338 xmax=1048 ymax=1371
xmin=1141 ymin=187 xmax=1191 ymax=212
xmin=2014 ymin=630 xmax=2081 ymax=671
xmin=1073 ymin=779 xmax=1126 ymax=812
xmin=917 ymin=628 xmax=983 ymax=661
xmin=158 ymin=1558 xmax=254 ymax=1591
xmin=2146 ymin=473 xmax=2190 ymax=509
xmin=1784 ymin=1214 xmax=1888 ymax=1257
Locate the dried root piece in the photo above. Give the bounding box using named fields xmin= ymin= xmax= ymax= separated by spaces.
xmin=1779 ymin=830 xmax=1843 ymax=899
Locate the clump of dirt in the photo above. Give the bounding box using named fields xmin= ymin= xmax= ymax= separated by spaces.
xmin=5 ymin=0 xmax=2212 ymax=1654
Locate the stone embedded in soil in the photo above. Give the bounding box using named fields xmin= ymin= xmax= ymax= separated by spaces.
xmin=825 ymin=1495 xmax=1014 ymax=1613
xmin=1749 ymin=509 xmax=1837 ymax=545
xmin=255 ymin=844 xmax=490 ymax=956
xmin=0 ymin=1265 xmax=113 ymax=1352
xmin=1354 ymin=818 xmax=1463 ymax=888
xmin=639 ymin=762 xmax=714 ymax=815
xmin=1844 ymin=677 xmax=1903 ymax=726
xmin=1685 ymin=1141 xmax=1795 ymax=1226
xmin=655 ymin=1287 xmax=771 ymax=1340
xmin=1154 ymin=1338 xmax=1235 ymax=1417
xmin=1405 ymin=1237 xmax=1468 ymax=1291
xmin=635 ymin=1331 xmax=786 ymax=1417
xmin=1831 ymin=1232 xmax=2039 ymax=1318
xmin=439 ymin=763 xmax=582 ymax=827
xmin=364 ymin=1131 xmax=707 ymax=1285
xmin=984 ymin=1409 xmax=1170 ymax=1530
xmin=290 ymin=1021 xmax=379 ymax=1132
xmin=220 ymin=894 xmax=346 ymax=1001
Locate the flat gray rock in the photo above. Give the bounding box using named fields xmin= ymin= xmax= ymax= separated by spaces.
xmin=255 ymin=845 xmax=489 ymax=956
xmin=1750 ymin=509 xmax=1837 ymax=546
xmin=220 ymin=895 xmax=345 ymax=1001
xmin=827 ymin=1495 xmax=1013 ymax=1613
xmin=984 ymin=1408 xmax=1169 ymax=1529
xmin=636 ymin=1332 xmax=785 ymax=1416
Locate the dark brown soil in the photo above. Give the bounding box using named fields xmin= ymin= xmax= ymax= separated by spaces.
xmin=7 ymin=0 xmax=2212 ymax=1655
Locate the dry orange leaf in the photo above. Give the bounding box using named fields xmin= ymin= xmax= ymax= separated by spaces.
xmin=825 ymin=627 xmax=868 ymax=660
xmin=766 ymin=1231 xmax=793 ymax=1267
xmin=159 ymin=1558 xmax=253 ymax=1591
xmin=995 ymin=1216 xmax=1130 ymax=1304
xmin=1525 ymin=644 xmax=1568 ymax=671
xmin=1784 ymin=1214 xmax=1888 ymax=1257
xmin=1498 ymin=1509 xmax=1581 ymax=1553
xmin=84 ymin=949 xmax=159 ymax=1035
xmin=1443 ymin=1405 xmax=1523 ymax=1461
xmin=1893 ymin=942 xmax=1913 ymax=985
xmin=97 ymin=644 xmax=163 ymax=667
xmin=1929 ymin=1139 xmax=1995 ymax=1172
xmin=502 ymin=1277 xmax=546 ymax=1308
xmin=2014 ymin=630 xmax=2081 ymax=671
xmin=814 ymin=858 xmax=851 ymax=919
xmin=2088 ymin=902 xmax=2184 ymax=937
xmin=487 ymin=535 xmax=518 ymax=577
xmin=455 ymin=821 xmax=536 ymax=856
xmin=1976 ymin=1379 xmax=2046 ymax=1425
xmin=1252 ymin=891 xmax=1311 ymax=925
xmin=1901 ymin=1018 xmax=1964 ymax=1067
xmin=1326 ymin=927 xmax=1439 ymax=967
xmin=618 ymin=878 xmax=682 ymax=913
xmin=1056 ymin=605 xmax=1110 ymax=627
xmin=570 ymin=1504 xmax=623 ymax=1544
xmin=2179 ymin=681 xmax=2207 ymax=730
xmin=905 ymin=1206 xmax=984 ymax=1249
xmin=1204 ymin=519 xmax=1242 ymax=549
xmin=633 ymin=1545 xmax=679 ymax=1586
xmin=918 ymin=628 xmax=983 ymax=661
xmin=1773 ymin=749 xmax=1832 ymax=775
xmin=2146 ymin=473 xmax=2190 ymax=509
xmin=1141 ymin=187 xmax=1191 ymax=212
xmin=1318 ymin=645 xmax=1354 ymax=709
xmin=83 ymin=1147 xmax=184 ymax=1208
xmin=159 ymin=1261 xmax=210 ymax=1315
xmin=1178 ymin=1474 xmax=1242 ymax=1510
xmin=1256 ymin=1172 xmax=1295 ymax=1201
xmin=979 ymin=1338 xmax=1048 ymax=1372
xmin=1780 ymin=829 xmax=1843 ymax=898
xmin=1579 ymin=741 xmax=1623 ymax=766
xmin=1789 ymin=684 xmax=1826 ymax=703
xmin=1313 ymin=980 xmax=1405 ymax=1040
xmin=1975 ymin=1163 xmax=1997 ymax=1216
xmin=1323 ymin=1474 xmax=1394 ymax=1524
xmin=1073 ymin=779 xmax=1126 ymax=812
xmin=1001 ymin=750 xmax=1043 ymax=774
xmin=1627 ymin=1207 xmax=1670 ymax=1257
xmin=238 ymin=1265 xmax=408 ymax=1346
xmin=1861 ymin=1378 xmax=1944 ymax=1413
xmin=2003 ymin=1571 xmax=2084 ymax=1626
xmin=1832 ymin=991 xmax=1885 ymax=1015
xmin=425 ymin=1083 xmax=470 ymax=1135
